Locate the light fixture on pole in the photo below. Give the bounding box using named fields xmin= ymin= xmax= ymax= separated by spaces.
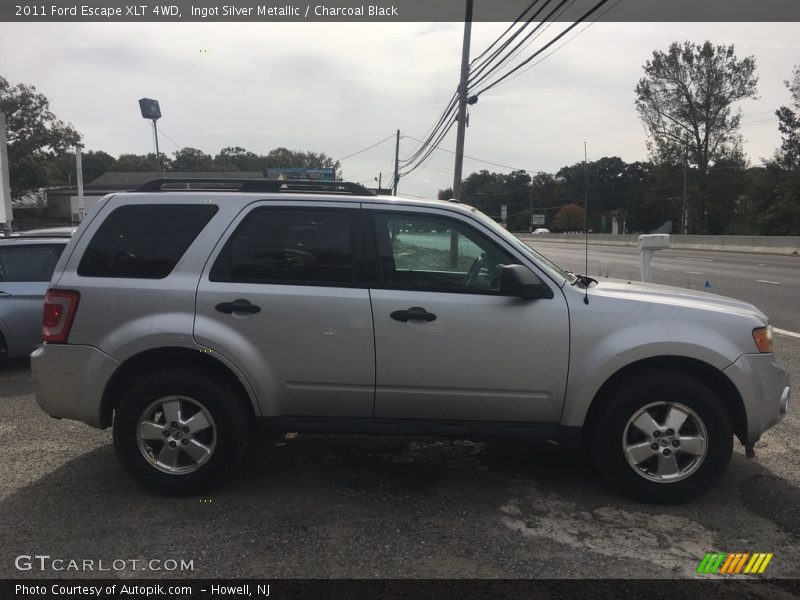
xmin=138 ymin=98 xmax=163 ymax=178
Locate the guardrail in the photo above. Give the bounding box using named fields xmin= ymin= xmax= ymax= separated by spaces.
xmin=516 ymin=233 xmax=800 ymax=255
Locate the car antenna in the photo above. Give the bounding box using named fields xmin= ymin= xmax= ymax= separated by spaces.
xmin=583 ymin=141 xmax=590 ymax=305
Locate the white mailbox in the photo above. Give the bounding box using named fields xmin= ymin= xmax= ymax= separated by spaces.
xmin=638 ymin=234 xmax=670 ymax=282
xmin=638 ymin=233 xmax=671 ymax=250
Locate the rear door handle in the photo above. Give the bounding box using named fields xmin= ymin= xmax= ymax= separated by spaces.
xmin=215 ymin=299 xmax=261 ymax=314
xmin=0 ymin=291 xmax=10 ymax=297
xmin=390 ymin=306 xmax=436 ymax=323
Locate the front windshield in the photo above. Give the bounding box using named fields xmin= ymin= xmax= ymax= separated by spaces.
xmin=469 ymin=207 xmax=578 ymax=285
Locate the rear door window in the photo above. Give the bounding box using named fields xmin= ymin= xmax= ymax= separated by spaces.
xmin=210 ymin=208 xmax=358 ymax=285
xmin=0 ymin=244 xmax=65 ymax=282
xmin=78 ymin=204 xmax=218 ymax=279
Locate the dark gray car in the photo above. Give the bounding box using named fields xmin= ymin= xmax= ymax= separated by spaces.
xmin=0 ymin=236 xmax=69 ymax=358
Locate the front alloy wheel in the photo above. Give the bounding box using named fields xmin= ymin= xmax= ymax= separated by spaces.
xmin=593 ymin=371 xmax=732 ymax=504
xmin=622 ymin=401 xmax=707 ymax=483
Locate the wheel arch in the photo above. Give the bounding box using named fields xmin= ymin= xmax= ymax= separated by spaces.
xmin=581 ymin=356 xmax=747 ymax=445
xmin=100 ymin=347 xmax=258 ymax=428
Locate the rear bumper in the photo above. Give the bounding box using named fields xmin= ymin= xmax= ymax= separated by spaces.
xmin=31 ymin=343 xmax=119 ymax=428
xmin=723 ymin=353 xmax=790 ymax=445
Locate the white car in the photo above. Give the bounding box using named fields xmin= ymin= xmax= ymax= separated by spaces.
xmin=532 ymin=228 xmax=550 ymax=234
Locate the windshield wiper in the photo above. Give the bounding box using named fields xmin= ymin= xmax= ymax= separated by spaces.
xmin=570 ymin=273 xmax=597 ymax=287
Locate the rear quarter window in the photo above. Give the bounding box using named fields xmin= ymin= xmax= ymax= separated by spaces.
xmin=77 ymin=204 xmax=218 ymax=279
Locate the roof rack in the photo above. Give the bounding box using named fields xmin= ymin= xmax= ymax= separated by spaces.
xmin=133 ymin=178 xmax=375 ymax=196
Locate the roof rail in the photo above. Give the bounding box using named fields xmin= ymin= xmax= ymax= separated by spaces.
xmin=132 ymin=178 xmax=375 ymax=196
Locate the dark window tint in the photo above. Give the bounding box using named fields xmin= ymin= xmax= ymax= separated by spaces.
xmin=78 ymin=204 xmax=218 ymax=279
xmin=211 ymin=209 xmax=356 ymax=285
xmin=0 ymin=244 xmax=65 ymax=282
xmin=374 ymin=213 xmax=513 ymax=293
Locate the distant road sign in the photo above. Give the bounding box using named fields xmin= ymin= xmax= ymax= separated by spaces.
xmin=532 ymin=214 xmax=546 ymax=225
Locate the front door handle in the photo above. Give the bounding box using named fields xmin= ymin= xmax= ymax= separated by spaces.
xmin=390 ymin=306 xmax=437 ymax=323
xmin=215 ymin=299 xmax=261 ymax=314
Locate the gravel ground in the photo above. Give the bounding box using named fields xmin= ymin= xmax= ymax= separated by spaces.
xmin=0 ymin=335 xmax=797 ymax=581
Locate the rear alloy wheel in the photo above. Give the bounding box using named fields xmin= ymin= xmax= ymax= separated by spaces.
xmin=593 ymin=371 xmax=732 ymax=504
xmin=113 ymin=370 xmax=249 ymax=495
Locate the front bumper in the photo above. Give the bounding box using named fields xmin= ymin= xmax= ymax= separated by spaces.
xmin=31 ymin=343 xmax=120 ymax=429
xmin=723 ymin=353 xmax=790 ymax=445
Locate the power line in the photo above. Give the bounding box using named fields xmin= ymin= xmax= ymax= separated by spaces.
xmin=402 ymin=133 xmax=532 ymax=172
xmin=473 ymin=0 xmax=613 ymax=98
xmin=494 ymin=0 xmax=622 ymax=89
xmin=335 ymin=133 xmax=396 ymax=162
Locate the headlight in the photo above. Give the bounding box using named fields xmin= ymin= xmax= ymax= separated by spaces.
xmin=752 ymin=325 xmax=773 ymax=353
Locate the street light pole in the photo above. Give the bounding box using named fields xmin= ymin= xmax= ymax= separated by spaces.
xmin=451 ymin=0 xmax=473 ymax=201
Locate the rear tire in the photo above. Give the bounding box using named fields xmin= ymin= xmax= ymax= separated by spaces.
xmin=592 ymin=371 xmax=732 ymax=504
xmin=113 ymin=370 xmax=249 ymax=495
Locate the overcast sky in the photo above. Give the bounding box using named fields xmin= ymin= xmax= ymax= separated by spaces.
xmin=0 ymin=21 xmax=798 ymax=197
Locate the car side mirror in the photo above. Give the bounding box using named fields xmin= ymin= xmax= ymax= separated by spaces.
xmin=499 ymin=265 xmax=553 ymax=299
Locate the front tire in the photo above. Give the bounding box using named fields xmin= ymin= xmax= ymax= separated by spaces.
xmin=113 ymin=370 xmax=249 ymax=495
xmin=592 ymin=371 xmax=732 ymax=504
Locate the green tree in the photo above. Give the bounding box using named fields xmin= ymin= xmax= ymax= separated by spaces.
xmin=173 ymin=147 xmax=215 ymax=172
xmin=635 ymin=41 xmax=758 ymax=233
xmin=214 ymin=146 xmax=262 ymax=172
xmin=113 ymin=153 xmax=172 ymax=172
xmin=776 ymin=64 xmax=800 ymax=169
xmin=0 ymin=76 xmax=81 ymax=197
xmin=263 ymin=147 xmax=341 ymax=177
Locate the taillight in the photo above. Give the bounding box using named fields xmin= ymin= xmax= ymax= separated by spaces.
xmin=42 ymin=289 xmax=80 ymax=343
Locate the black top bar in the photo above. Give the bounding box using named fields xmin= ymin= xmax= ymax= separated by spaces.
xmin=133 ymin=178 xmax=376 ymax=196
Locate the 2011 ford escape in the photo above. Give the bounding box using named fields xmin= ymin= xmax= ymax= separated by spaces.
xmin=31 ymin=179 xmax=790 ymax=502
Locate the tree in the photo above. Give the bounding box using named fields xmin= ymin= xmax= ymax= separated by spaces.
xmin=553 ymin=203 xmax=585 ymax=231
xmin=635 ymin=41 xmax=758 ymax=233
xmin=214 ymin=146 xmax=262 ymax=172
xmin=113 ymin=152 xmax=172 ymax=172
xmin=0 ymin=76 xmax=81 ymax=197
xmin=776 ymin=64 xmax=800 ymax=169
xmin=173 ymin=147 xmax=215 ymax=172
xmin=263 ymin=147 xmax=340 ymax=177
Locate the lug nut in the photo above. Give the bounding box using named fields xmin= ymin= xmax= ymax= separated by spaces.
xmin=183 ymin=427 xmax=190 ymax=433
xmin=666 ymin=429 xmax=675 ymax=436
xmin=170 ymin=422 xmax=178 ymax=428
xmin=162 ymin=430 xmax=170 ymax=438
xmin=662 ymin=449 xmax=672 ymax=456
xmin=653 ymin=431 xmax=661 ymax=438
xmin=181 ymin=439 xmax=189 ymax=446
xmin=651 ymin=443 xmax=659 ymax=451
xmin=169 ymin=441 xmax=177 ymax=448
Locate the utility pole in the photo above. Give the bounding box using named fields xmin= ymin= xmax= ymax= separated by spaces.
xmin=392 ymin=129 xmax=400 ymax=196
xmin=75 ymin=144 xmax=85 ymax=221
xmin=0 ymin=112 xmax=13 ymax=229
xmin=451 ymin=0 xmax=473 ymax=201
xmin=529 ymin=182 xmax=534 ymax=233
xmin=681 ymin=140 xmax=688 ymax=235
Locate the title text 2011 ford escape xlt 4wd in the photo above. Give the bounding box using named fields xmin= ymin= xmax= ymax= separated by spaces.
xmin=31 ymin=179 xmax=790 ymax=503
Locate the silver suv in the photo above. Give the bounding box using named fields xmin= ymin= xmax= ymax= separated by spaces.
xmin=1 ymin=234 xmax=69 ymax=358
xmin=31 ymin=179 xmax=790 ymax=502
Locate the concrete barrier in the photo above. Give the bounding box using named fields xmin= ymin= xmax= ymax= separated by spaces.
xmin=516 ymin=233 xmax=800 ymax=255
